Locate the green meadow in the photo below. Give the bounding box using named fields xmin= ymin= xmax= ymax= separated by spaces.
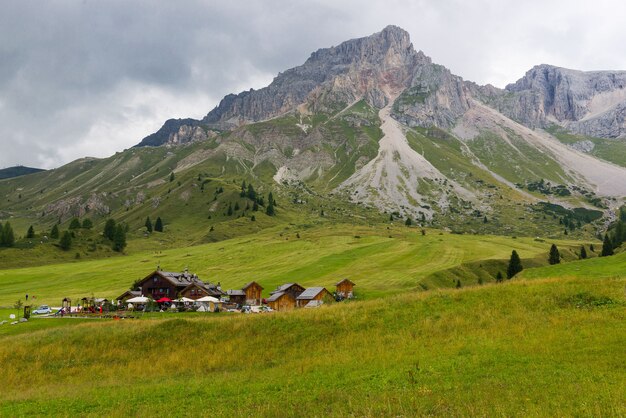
xmin=0 ymin=224 xmax=593 ymax=307
xmin=0 ymin=225 xmax=623 ymax=416
xmin=0 ymin=253 xmax=624 ymax=416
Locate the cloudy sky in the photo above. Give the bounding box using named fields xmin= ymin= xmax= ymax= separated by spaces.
xmin=2 ymin=0 xmax=626 ymax=169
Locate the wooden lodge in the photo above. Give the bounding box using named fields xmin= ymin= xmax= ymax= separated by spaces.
xmin=118 ymin=269 xmax=224 ymax=302
xmin=267 ymin=291 xmax=297 ymax=311
xmin=335 ymin=278 xmax=356 ymax=299
xmin=296 ymin=287 xmax=333 ymax=308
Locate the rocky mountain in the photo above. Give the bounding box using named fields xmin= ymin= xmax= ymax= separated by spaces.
xmin=3 ymin=26 xmax=626 ymax=243
xmin=486 ymin=64 xmax=626 ymax=138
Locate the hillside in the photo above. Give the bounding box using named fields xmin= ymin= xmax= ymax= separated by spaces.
xmin=0 ymin=165 xmax=44 ymax=180
xmin=0 ymin=224 xmax=600 ymax=307
xmin=1 ymin=26 xmax=625 ymax=252
xmin=1 ymin=257 xmax=624 ymax=416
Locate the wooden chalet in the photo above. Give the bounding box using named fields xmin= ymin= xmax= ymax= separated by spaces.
xmin=296 ymin=287 xmax=333 ymax=308
xmin=270 ymin=283 xmax=305 ymax=300
xmin=335 ymin=279 xmax=356 ymax=298
xmin=267 ymin=291 xmax=297 ymax=311
xmin=116 ymin=290 xmax=141 ymax=303
xmin=242 ymin=282 xmax=264 ymax=305
xmin=226 ymin=289 xmax=246 ymax=306
xmin=133 ymin=270 xmax=224 ymax=301
xmin=181 ymin=281 xmax=223 ymax=300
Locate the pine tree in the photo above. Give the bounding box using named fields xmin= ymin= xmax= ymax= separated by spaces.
xmin=589 ymin=243 xmax=595 ymax=252
xmin=234 ymin=202 xmax=240 ymax=211
xmin=169 ymin=172 xmax=175 ymax=182
xmin=548 ymin=244 xmax=561 ymax=265
xmin=613 ymin=220 xmax=624 ymax=248
xmin=252 ymin=201 xmax=259 ymax=212
xmin=154 ymin=217 xmax=164 ymax=232
xmin=50 ymin=224 xmax=60 ymax=239
xmin=483 ymin=215 xmax=488 ymax=223
xmin=227 ymin=203 xmax=233 ymax=216
xmin=145 ymin=217 xmax=153 ymax=233
xmin=250 ymin=215 xmax=256 ymax=222
xmin=601 ymin=234 xmax=614 ymax=256
xmin=59 ymin=231 xmax=72 ymax=251
xmin=1 ymin=222 xmax=15 ymax=247
xmin=82 ymin=219 xmax=93 ymax=229
xmin=26 ymin=225 xmax=35 ymax=239
xmin=579 ymin=245 xmax=587 ymax=260
xmin=266 ymin=203 xmax=275 ymax=216
xmin=112 ymin=225 xmax=127 ymax=252
xmin=496 ymin=271 xmax=503 ymax=283
xmin=268 ymin=192 xmax=275 ymax=206
xmin=103 ymin=219 xmax=116 ymax=240
xmin=405 ymin=217 xmax=412 ymax=226
xmin=506 ymin=250 xmax=523 ymax=279
xmin=69 ymin=217 xmax=81 ymax=230
xmin=240 ymin=180 xmax=247 ymax=197
xmin=247 ymin=184 xmax=256 ymax=201
xmin=455 ymin=279 xmax=461 ymax=288
xmin=389 ymin=214 xmax=393 ymax=221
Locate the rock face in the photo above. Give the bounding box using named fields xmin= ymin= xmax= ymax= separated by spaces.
xmin=490 ymin=64 xmax=626 ymax=138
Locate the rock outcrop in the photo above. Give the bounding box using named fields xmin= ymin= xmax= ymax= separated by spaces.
xmin=488 ymin=64 xmax=626 ymax=138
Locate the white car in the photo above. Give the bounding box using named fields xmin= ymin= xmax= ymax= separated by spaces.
xmin=32 ymin=305 xmax=52 ymax=315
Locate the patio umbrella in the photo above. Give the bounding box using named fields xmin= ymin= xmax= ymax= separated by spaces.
xmin=173 ymin=297 xmax=195 ymax=303
xmin=196 ymin=296 xmax=221 ymax=303
xmin=156 ymin=297 xmax=172 ymax=303
xmin=126 ymin=296 xmax=150 ymax=304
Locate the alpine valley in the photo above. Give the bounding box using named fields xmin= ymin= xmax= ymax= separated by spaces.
xmin=2 ymin=24 xmax=626 ymax=417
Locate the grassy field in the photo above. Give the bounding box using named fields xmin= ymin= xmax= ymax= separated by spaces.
xmin=0 ymin=225 xmax=593 ymax=307
xmin=0 ymin=255 xmax=624 ymax=416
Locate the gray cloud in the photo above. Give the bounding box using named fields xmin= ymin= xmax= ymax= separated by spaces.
xmin=1 ymin=0 xmax=626 ymax=168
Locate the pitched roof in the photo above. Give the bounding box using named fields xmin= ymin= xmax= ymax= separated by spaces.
xmin=335 ymin=278 xmax=355 ymax=286
xmin=138 ymin=270 xmax=225 ymax=295
xmin=242 ymin=281 xmax=264 ymax=290
xmin=267 ymin=291 xmax=295 ymax=302
xmin=115 ymin=289 xmax=141 ymax=300
xmin=227 ymin=289 xmax=245 ymax=296
xmin=296 ymin=287 xmax=329 ymax=300
xmin=270 ymin=283 xmax=304 ymax=294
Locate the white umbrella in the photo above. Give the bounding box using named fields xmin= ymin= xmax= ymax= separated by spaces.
xmin=196 ymin=296 xmax=221 ymax=303
xmin=126 ymin=296 xmax=150 ymax=303
xmin=173 ymin=297 xmax=195 ymax=303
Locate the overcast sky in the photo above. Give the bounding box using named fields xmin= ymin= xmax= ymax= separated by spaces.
xmin=2 ymin=0 xmax=626 ymax=169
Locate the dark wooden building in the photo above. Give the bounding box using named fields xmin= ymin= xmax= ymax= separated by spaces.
xmin=226 ymin=289 xmax=246 ymax=306
xmin=335 ymin=279 xmax=356 ymax=298
xmin=270 ymin=283 xmax=305 ymax=301
xmin=296 ymin=287 xmax=333 ymax=308
xmin=133 ymin=270 xmax=224 ymax=300
xmin=115 ymin=290 xmax=141 ymax=303
xmin=267 ymin=291 xmax=297 ymax=311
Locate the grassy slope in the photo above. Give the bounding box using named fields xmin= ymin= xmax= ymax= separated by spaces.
xmin=0 ymin=225 xmax=594 ymax=307
xmin=0 ymin=259 xmax=624 ymax=416
xmin=545 ymin=125 xmax=626 ymax=168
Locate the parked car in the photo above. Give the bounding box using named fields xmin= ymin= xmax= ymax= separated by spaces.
xmin=32 ymin=305 xmax=52 ymax=315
